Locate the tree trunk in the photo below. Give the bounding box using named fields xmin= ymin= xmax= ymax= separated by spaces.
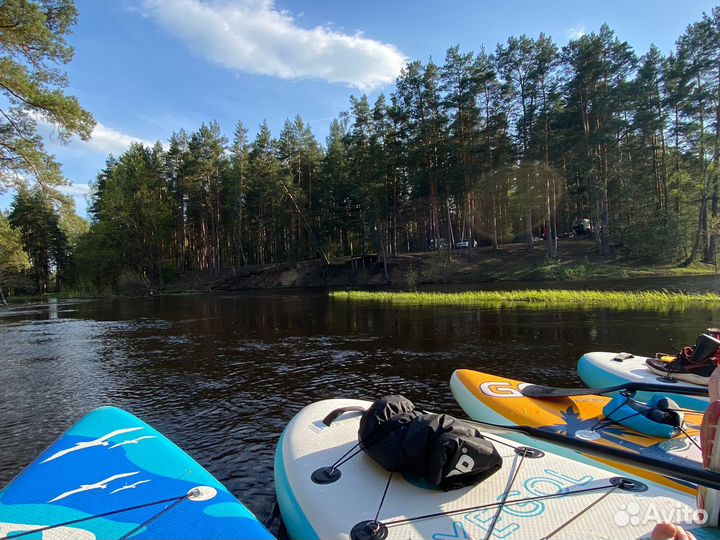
xmin=156 ymin=260 xmax=165 ymax=290
xmin=525 ymin=172 xmax=533 ymax=253
xmin=378 ymin=222 xmax=390 ymax=283
xmin=446 ymin=201 xmax=455 ymax=248
xmin=551 ymin=174 xmax=559 ymax=255
xmin=492 ymin=192 xmax=499 ymax=251
xmin=601 ymin=182 xmax=611 ymax=256
xmin=546 ymin=171 xmax=557 ymax=258
xmin=341 ymin=223 xmax=349 ymax=256
xmin=684 ymin=196 xmax=707 ymax=266
xmin=237 ymin=168 xmax=247 ymax=269
xmin=706 ymin=65 xmax=720 ymax=264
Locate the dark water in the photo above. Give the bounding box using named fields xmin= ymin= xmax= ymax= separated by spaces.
xmin=0 ymin=276 xmax=719 ymax=532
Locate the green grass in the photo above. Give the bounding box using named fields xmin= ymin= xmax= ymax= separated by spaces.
xmin=330 ymin=289 xmax=720 ymax=311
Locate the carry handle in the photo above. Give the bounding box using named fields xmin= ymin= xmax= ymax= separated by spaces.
xmin=322 ymin=406 xmax=366 ymax=426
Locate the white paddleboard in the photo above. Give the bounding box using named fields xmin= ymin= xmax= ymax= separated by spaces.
xmin=578 ymin=352 xmax=709 ymax=411
xmin=275 ymin=398 xmax=715 ymax=540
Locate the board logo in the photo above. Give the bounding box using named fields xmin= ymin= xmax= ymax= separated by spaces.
xmin=479 ymin=381 xmax=530 ymax=398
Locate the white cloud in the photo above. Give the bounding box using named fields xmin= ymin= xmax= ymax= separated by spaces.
xmin=83 ymin=123 xmax=156 ymax=155
xmin=38 ymin=116 xmax=156 ymax=156
xmin=567 ymin=25 xmax=586 ymax=40
xmin=57 ymin=183 xmax=91 ymax=197
xmin=140 ymin=0 xmax=407 ymax=91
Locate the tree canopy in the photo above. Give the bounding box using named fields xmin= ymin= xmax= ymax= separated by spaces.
xmin=0 ymin=212 xmax=29 ymax=303
xmin=5 ymin=7 xmax=720 ymax=297
xmin=0 ymin=0 xmax=94 ymax=190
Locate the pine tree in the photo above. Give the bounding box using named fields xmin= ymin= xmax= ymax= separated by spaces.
xmin=228 ymin=121 xmax=249 ymax=268
xmin=562 ymin=25 xmax=636 ymax=256
xmin=0 ymin=0 xmax=94 ymax=189
xmin=86 ymin=143 xmax=172 ymax=289
xmin=165 ymin=130 xmax=189 ymax=270
xmin=185 ymin=122 xmax=228 ymax=274
xmin=319 ymin=118 xmax=351 ymax=256
xmin=0 ymin=212 xmax=30 ymax=304
xmin=441 ymin=46 xmax=482 ymax=251
xmin=8 ymin=187 xmax=67 ymax=292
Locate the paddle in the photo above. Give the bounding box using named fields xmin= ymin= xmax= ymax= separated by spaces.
xmin=462 ymin=418 xmax=720 ymax=491
xmin=520 ymin=381 xmax=708 ymax=399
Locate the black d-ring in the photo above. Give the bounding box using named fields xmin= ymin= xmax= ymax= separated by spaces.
xmin=311 ymin=466 xmax=341 ymax=484
xmin=609 ymin=477 xmax=648 ymax=492
xmin=350 ymin=520 xmax=388 ymax=540
xmin=515 ymin=446 xmax=545 ymax=458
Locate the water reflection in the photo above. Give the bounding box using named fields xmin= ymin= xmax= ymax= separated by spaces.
xmin=0 ymin=283 xmax=719 ymax=525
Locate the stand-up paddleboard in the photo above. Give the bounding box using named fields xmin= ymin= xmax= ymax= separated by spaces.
xmin=0 ymin=406 xmax=273 ymax=539
xmin=450 ymin=369 xmax=703 ymax=494
xmin=275 ymin=398 xmax=715 ymax=540
xmin=578 ymin=352 xmax=709 ymax=411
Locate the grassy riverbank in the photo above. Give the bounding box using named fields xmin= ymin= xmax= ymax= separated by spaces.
xmin=397 ymin=241 xmax=717 ymax=285
xmin=206 ymin=240 xmax=718 ymax=291
xmin=330 ymin=289 xmax=720 ymax=311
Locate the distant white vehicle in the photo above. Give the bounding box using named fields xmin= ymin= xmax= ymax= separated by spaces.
xmin=455 ymin=239 xmax=477 ymax=249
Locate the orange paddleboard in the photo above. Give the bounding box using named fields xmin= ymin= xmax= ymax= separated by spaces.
xmin=451 ymin=369 xmax=703 ymax=494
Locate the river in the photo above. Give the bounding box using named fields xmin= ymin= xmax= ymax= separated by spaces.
xmin=1 ymin=275 xmax=719 ymax=532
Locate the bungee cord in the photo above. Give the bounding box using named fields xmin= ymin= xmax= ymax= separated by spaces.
xmin=318 ymin=402 xmax=699 ymax=539
xmin=0 ymin=494 xmax=190 ymax=540
xmin=334 ymin=428 xmax=642 ymax=539
xmin=118 ymin=494 xmax=190 ymax=540
xmin=678 ymin=424 xmax=703 ymax=453
xmin=538 ymin=483 xmax=621 ymax=540
xmin=373 ymin=472 xmax=394 ymax=524
xmin=482 ymin=449 xmax=527 ymax=540
xmin=380 ymin=483 xmax=618 ymax=528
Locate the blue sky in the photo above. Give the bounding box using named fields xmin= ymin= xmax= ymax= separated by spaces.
xmin=2 ymin=0 xmax=717 ymax=216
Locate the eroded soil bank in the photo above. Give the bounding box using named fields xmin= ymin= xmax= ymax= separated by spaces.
xmin=166 ymin=240 xmax=717 ymax=292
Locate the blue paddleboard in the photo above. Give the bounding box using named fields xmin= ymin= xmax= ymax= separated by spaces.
xmin=577 ymin=351 xmax=709 ymax=411
xmin=0 ymin=406 xmax=274 ymax=539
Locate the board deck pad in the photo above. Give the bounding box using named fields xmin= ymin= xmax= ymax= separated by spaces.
xmin=0 ymin=406 xmax=273 ymax=539
xmin=275 ymin=398 xmax=717 ymax=540
xmin=578 ymin=352 xmax=709 ymax=411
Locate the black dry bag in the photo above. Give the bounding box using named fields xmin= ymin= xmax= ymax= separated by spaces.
xmin=358 ymin=395 xmax=503 ymax=490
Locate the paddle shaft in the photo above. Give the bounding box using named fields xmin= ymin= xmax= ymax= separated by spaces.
xmin=521 ymin=381 xmax=708 ymax=398
xmin=465 ymin=419 xmax=720 ymax=491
